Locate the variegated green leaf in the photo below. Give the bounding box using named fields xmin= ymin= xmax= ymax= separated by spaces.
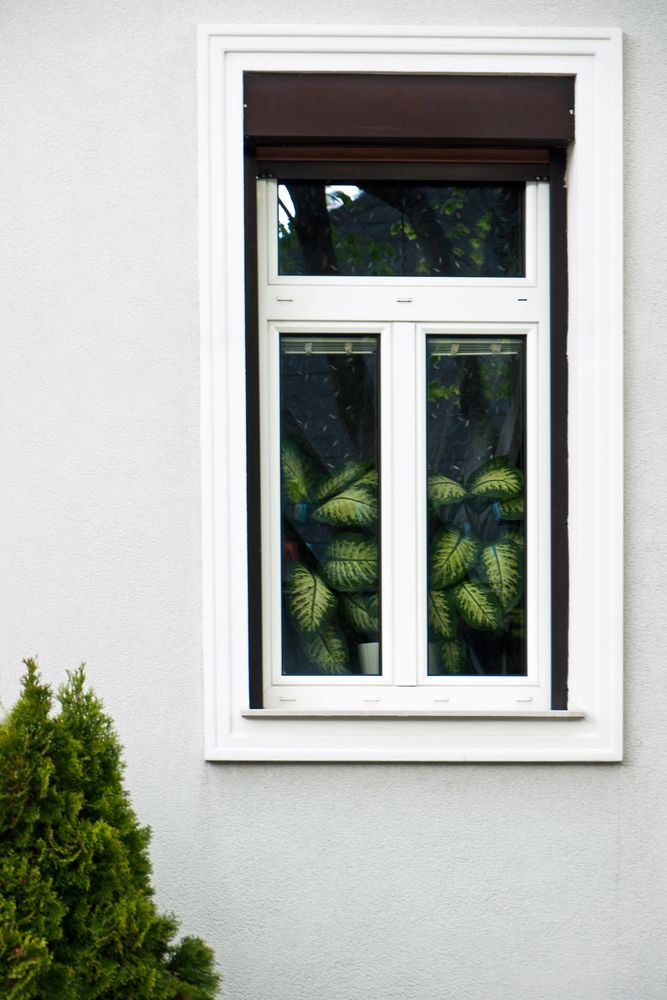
xmin=429 ymin=529 xmax=480 ymax=588
xmin=440 ymin=637 xmax=467 ymax=675
xmin=301 ymin=623 xmax=349 ymax=673
xmin=312 ymin=482 xmax=378 ymax=527
xmin=428 ymin=589 xmax=457 ymax=639
xmin=355 ymin=468 xmax=378 ymax=490
xmin=454 ymin=580 xmax=504 ymax=633
xmin=478 ymin=540 xmax=523 ymax=611
xmin=321 ymin=534 xmax=378 ymax=592
xmin=341 ymin=593 xmax=379 ymax=633
xmin=285 ymin=562 xmax=337 ymax=634
xmin=498 ymin=494 xmax=525 ymax=520
xmin=506 ymin=607 xmax=526 ymax=638
xmin=428 ymin=472 xmax=466 ymax=506
xmin=281 ymin=439 xmax=318 ymax=504
xmin=467 ymin=457 xmax=523 ymax=501
xmin=500 ymin=526 xmax=525 ymax=549
xmin=315 ymin=461 xmax=371 ymax=501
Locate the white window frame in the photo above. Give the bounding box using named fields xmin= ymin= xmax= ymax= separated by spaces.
xmin=199 ymin=25 xmax=623 ymax=761
xmin=258 ymin=182 xmax=550 ymax=713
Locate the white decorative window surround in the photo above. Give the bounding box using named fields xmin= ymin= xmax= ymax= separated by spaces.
xmin=199 ymin=26 xmax=623 ymax=761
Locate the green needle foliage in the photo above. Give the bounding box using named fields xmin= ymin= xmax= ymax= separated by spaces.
xmin=0 ymin=660 xmax=221 ymax=1000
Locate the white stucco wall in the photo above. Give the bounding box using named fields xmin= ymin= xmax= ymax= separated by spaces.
xmin=1 ymin=3 xmax=665 ymax=998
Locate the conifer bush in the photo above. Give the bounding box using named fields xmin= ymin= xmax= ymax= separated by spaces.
xmin=0 ymin=660 xmax=221 ymax=999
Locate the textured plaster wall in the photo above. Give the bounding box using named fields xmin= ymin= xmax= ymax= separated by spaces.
xmin=1 ymin=2 xmax=666 ymax=999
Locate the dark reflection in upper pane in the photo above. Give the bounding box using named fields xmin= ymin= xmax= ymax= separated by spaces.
xmin=280 ymin=335 xmax=381 ymax=676
xmin=426 ymin=337 xmax=526 ymax=677
xmin=278 ymin=182 xmax=524 ymax=278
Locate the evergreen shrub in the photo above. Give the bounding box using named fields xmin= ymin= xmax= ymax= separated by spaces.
xmin=0 ymin=660 xmax=221 ymax=999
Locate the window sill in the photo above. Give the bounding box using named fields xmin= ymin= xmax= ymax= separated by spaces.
xmin=242 ymin=708 xmax=586 ymax=719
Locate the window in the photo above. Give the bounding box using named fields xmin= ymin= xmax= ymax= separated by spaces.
xmin=199 ymin=27 xmax=623 ymax=761
xmin=254 ymin=174 xmax=551 ymax=714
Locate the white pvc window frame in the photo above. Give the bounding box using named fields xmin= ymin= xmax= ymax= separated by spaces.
xmin=199 ymin=25 xmax=623 ymax=761
xmin=258 ymin=182 xmax=550 ymax=713
xmin=269 ymin=180 xmax=539 ymax=288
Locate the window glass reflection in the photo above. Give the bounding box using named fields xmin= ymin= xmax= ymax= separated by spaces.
xmin=426 ymin=337 xmax=526 ymax=676
xmin=280 ymin=336 xmax=381 ymax=675
xmin=278 ymin=182 xmax=524 ymax=277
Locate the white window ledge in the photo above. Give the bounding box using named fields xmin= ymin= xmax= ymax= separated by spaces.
xmin=243 ymin=709 xmax=586 ymax=719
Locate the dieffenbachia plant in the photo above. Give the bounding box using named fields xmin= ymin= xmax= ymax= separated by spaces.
xmin=281 ymin=440 xmax=524 ymax=675
xmin=281 ymin=441 xmax=379 ymax=673
xmin=427 ymin=456 xmax=525 ymax=674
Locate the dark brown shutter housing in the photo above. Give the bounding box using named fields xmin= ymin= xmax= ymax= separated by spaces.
xmin=244 ymin=73 xmax=575 ymax=147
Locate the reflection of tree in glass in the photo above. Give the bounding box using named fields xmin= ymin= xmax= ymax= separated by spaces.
xmin=278 ymin=181 xmax=524 ymax=277
xmin=428 ymin=352 xmax=524 ymax=486
xmin=279 ymin=182 xmax=338 ymax=273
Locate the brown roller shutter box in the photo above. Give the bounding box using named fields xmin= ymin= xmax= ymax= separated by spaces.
xmin=244 ymin=73 xmax=575 ymax=147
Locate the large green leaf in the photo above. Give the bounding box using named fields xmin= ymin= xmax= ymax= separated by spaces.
xmin=315 ymin=461 xmax=371 ymax=502
xmin=301 ymin=623 xmax=349 ymax=673
xmin=454 ymin=580 xmax=504 ymax=633
xmin=429 ymin=529 xmax=480 ymax=588
xmin=285 ymin=562 xmax=337 ymax=634
xmin=281 ymin=439 xmax=318 ymax=504
xmin=428 ymin=589 xmax=457 ymax=638
xmin=439 ymin=637 xmax=467 ymax=675
xmin=355 ymin=468 xmax=378 ymax=490
xmin=427 ymin=472 xmax=466 ymax=506
xmin=312 ymin=482 xmax=378 ymax=527
xmin=478 ymin=540 xmax=523 ymax=610
xmin=500 ymin=526 xmax=525 ymax=549
xmin=498 ymin=494 xmax=525 ymax=520
xmin=467 ymin=457 xmax=523 ymax=501
xmin=321 ymin=534 xmax=378 ymax=592
xmin=341 ymin=593 xmax=379 ymax=633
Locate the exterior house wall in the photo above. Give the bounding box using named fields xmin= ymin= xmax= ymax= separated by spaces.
xmin=0 ymin=2 xmax=665 ymax=998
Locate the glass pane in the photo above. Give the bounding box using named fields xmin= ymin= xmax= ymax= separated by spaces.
xmin=426 ymin=337 xmax=526 ymax=676
xmin=280 ymin=335 xmax=381 ymax=675
xmin=278 ymin=181 xmax=524 ymax=278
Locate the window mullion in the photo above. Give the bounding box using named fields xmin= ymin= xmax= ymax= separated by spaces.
xmin=383 ymin=322 xmax=425 ymax=687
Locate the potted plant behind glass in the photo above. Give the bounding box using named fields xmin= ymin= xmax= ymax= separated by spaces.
xmin=281 ymin=439 xmax=525 ymax=679
xmin=282 ymin=445 xmax=380 ymax=674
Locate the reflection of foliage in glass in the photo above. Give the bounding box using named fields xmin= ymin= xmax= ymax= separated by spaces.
xmin=429 ymin=187 xmax=497 ymax=269
xmin=277 ymin=220 xmax=301 ymax=272
xmin=278 ymin=181 xmax=524 ymax=278
xmin=428 ymin=380 xmax=461 ymax=404
xmin=479 ymin=354 xmax=514 ymax=403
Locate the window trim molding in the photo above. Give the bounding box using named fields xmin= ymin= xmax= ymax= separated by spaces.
xmin=199 ymin=25 xmax=623 ymax=762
